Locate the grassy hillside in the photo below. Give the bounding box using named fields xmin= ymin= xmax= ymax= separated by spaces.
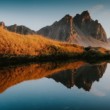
xmin=0 ymin=27 xmax=110 ymax=64
xmin=0 ymin=27 xmax=84 ymax=56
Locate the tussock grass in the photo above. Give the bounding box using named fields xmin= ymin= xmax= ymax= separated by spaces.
xmin=0 ymin=27 xmax=84 ymax=57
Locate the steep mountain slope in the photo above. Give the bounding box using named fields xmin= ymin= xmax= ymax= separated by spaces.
xmin=37 ymin=15 xmax=73 ymax=41
xmin=73 ymin=11 xmax=107 ymax=42
xmin=37 ymin=11 xmax=107 ymax=46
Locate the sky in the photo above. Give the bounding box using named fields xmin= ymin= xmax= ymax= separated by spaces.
xmin=0 ymin=0 xmax=110 ymax=37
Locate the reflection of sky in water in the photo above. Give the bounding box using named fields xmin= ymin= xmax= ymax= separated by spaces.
xmin=91 ymin=64 xmax=110 ymax=97
xmin=0 ymin=64 xmax=110 ymax=110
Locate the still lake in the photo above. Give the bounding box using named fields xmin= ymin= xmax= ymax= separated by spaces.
xmin=0 ymin=61 xmax=110 ymax=110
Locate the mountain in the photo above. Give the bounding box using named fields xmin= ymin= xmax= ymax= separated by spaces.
xmin=73 ymin=11 xmax=107 ymax=42
xmin=0 ymin=22 xmax=35 ymax=35
xmin=0 ymin=11 xmax=108 ymax=47
xmin=37 ymin=11 xmax=107 ymax=45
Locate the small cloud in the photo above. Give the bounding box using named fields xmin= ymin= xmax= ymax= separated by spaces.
xmin=89 ymin=4 xmax=104 ymax=14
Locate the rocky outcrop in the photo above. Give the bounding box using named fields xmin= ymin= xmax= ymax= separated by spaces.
xmin=7 ymin=24 xmax=36 ymax=35
xmin=0 ymin=22 xmax=5 ymax=28
xmin=0 ymin=22 xmax=35 ymax=35
xmin=37 ymin=10 xmax=107 ymax=43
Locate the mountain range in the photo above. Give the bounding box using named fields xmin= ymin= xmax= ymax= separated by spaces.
xmin=0 ymin=11 xmax=110 ymax=49
xmin=1 ymin=10 xmax=109 ymax=48
xmin=0 ymin=11 xmax=107 ymax=41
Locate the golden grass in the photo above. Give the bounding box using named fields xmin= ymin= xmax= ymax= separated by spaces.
xmin=0 ymin=27 xmax=84 ymax=56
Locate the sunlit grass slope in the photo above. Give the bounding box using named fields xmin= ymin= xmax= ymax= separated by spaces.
xmin=0 ymin=27 xmax=84 ymax=56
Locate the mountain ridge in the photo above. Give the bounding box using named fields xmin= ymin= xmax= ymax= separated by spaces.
xmin=0 ymin=21 xmax=36 ymax=35
xmin=0 ymin=11 xmax=107 ymax=42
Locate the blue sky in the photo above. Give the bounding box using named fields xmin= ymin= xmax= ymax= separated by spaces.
xmin=0 ymin=0 xmax=110 ymax=37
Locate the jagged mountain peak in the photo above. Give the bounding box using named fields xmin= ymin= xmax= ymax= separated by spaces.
xmin=37 ymin=10 xmax=107 ymax=43
xmin=74 ymin=10 xmax=91 ymax=27
xmin=73 ymin=11 xmax=107 ymax=42
xmin=61 ymin=14 xmax=72 ymax=21
xmin=52 ymin=14 xmax=72 ymax=26
xmin=81 ymin=10 xmax=91 ymax=19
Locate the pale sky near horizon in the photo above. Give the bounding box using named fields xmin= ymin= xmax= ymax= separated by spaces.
xmin=0 ymin=0 xmax=110 ymax=37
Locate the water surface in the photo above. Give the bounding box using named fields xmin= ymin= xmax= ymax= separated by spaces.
xmin=0 ymin=61 xmax=109 ymax=110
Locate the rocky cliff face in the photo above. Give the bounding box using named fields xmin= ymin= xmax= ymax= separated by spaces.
xmin=37 ymin=11 xmax=107 ymax=43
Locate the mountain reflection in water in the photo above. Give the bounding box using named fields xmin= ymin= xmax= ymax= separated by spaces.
xmin=48 ymin=63 xmax=107 ymax=91
xmin=0 ymin=61 xmax=107 ymax=93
